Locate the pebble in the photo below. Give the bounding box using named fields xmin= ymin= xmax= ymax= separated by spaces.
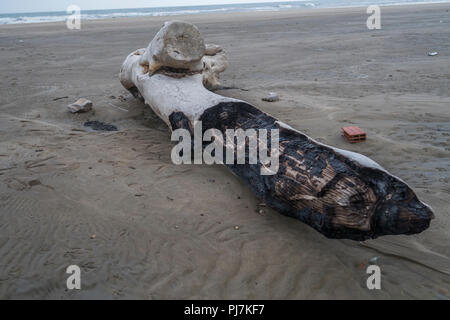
xmin=262 ymin=92 xmax=279 ymax=102
xmin=28 ymin=179 xmax=41 ymax=187
xmin=67 ymin=98 xmax=93 ymax=113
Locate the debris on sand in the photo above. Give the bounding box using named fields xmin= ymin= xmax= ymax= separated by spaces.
xmin=84 ymin=121 xmax=118 ymax=132
xmin=118 ymin=95 xmax=127 ymax=102
xmin=53 ymin=96 xmax=68 ymax=101
xmin=28 ymin=179 xmax=42 ymax=187
xmin=68 ymin=98 xmax=93 ymax=113
xmin=262 ymin=92 xmax=279 ymax=102
xmin=342 ymin=126 xmax=367 ymax=143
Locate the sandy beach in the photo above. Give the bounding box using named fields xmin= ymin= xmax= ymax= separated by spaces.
xmin=0 ymin=3 xmax=449 ymax=299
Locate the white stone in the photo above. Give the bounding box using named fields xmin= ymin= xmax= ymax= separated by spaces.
xmin=262 ymin=92 xmax=279 ymax=102
xmin=67 ymin=98 xmax=93 ymax=113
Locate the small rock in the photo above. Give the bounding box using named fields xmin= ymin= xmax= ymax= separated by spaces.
xmin=234 ymin=225 xmax=240 ymax=230
xmin=262 ymin=92 xmax=279 ymax=102
xmin=28 ymin=179 xmax=41 ymax=187
xmin=428 ymin=52 xmax=438 ymax=56
xmin=67 ymin=98 xmax=93 ymax=113
xmin=90 ymin=234 xmax=96 ymax=239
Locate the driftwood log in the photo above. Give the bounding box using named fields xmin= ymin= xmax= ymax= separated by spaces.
xmin=119 ymin=21 xmax=434 ymax=240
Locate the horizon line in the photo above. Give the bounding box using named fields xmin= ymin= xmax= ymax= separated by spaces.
xmin=0 ymin=0 xmax=301 ymax=15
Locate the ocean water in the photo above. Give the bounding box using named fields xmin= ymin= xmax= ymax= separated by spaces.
xmin=0 ymin=0 xmax=449 ymax=25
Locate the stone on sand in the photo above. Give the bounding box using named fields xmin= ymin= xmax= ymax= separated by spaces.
xmin=262 ymin=92 xmax=279 ymax=102
xmin=67 ymin=98 xmax=93 ymax=113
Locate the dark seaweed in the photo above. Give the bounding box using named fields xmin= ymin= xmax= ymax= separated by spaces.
xmin=84 ymin=121 xmax=118 ymax=132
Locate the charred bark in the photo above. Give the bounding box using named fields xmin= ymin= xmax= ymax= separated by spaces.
xmin=168 ymin=101 xmax=433 ymax=240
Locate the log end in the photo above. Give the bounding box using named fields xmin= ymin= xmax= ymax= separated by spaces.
xmin=144 ymin=21 xmax=205 ymax=74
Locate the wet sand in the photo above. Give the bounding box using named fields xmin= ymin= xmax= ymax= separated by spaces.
xmin=0 ymin=4 xmax=449 ymax=299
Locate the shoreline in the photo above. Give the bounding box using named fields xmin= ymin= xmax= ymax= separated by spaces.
xmin=1 ymin=2 xmax=450 ymax=28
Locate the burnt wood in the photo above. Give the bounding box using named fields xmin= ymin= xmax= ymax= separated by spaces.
xmin=168 ymin=101 xmax=433 ymax=240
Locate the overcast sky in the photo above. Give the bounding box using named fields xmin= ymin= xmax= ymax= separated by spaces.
xmin=0 ymin=0 xmax=297 ymax=14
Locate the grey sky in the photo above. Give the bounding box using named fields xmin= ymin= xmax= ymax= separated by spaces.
xmin=0 ymin=0 xmax=296 ymax=14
